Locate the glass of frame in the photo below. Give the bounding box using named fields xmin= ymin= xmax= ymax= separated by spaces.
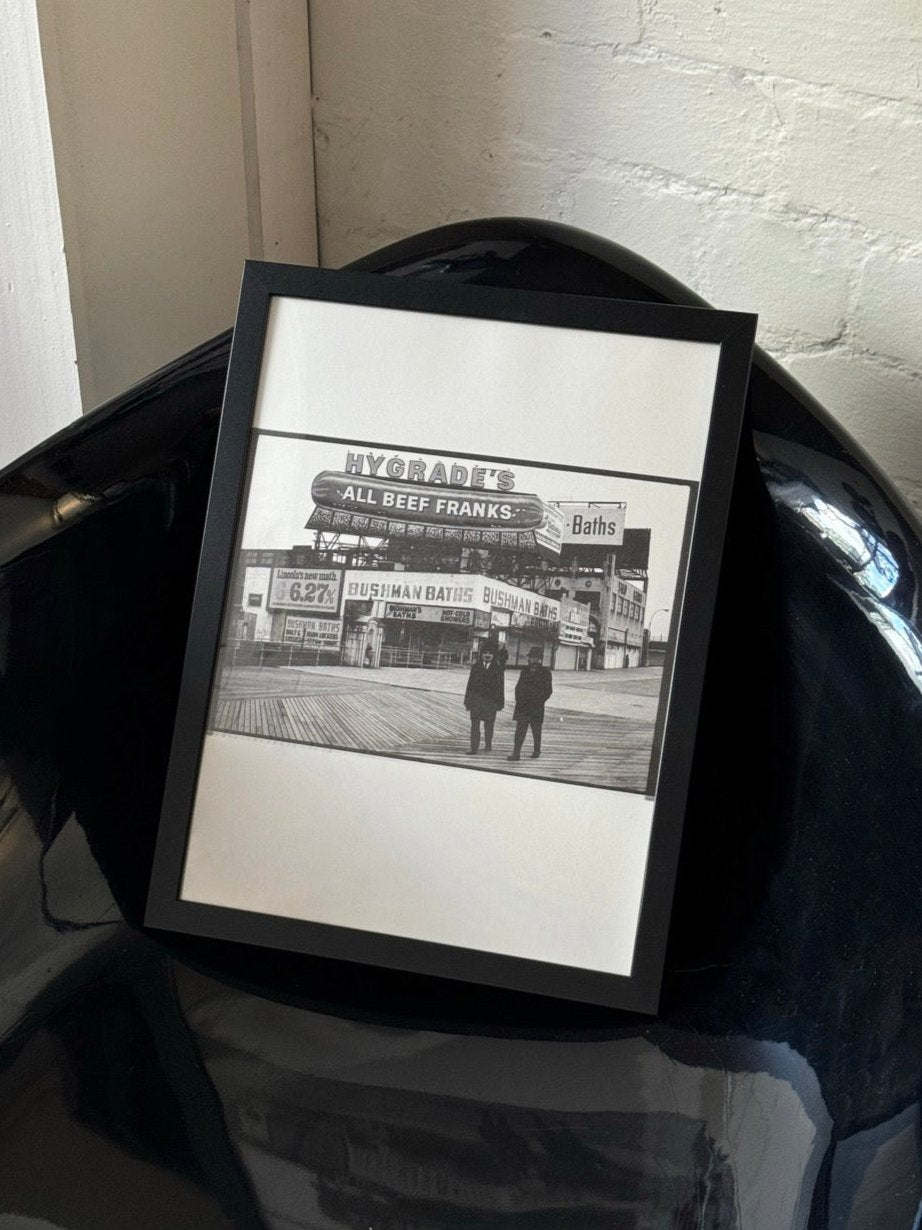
xmin=146 ymin=263 xmax=755 ymax=1012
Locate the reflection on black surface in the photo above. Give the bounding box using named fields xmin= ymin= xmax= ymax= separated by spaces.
xmin=763 ymin=459 xmax=913 ymax=601
xmin=177 ymin=971 xmax=836 ymax=1229
xmin=243 ymin=1095 xmax=732 ymax=1226
xmin=797 ymin=493 xmax=899 ymax=596
xmin=224 ymin=1080 xmax=736 ymax=1228
xmin=760 ymin=450 xmax=921 ymax=696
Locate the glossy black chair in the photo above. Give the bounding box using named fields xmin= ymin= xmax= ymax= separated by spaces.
xmin=1 ymin=219 xmax=919 ymax=1228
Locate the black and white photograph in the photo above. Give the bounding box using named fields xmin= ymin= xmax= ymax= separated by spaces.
xmin=212 ymin=434 xmax=690 ymax=796
xmin=147 ymin=266 xmax=754 ymax=1010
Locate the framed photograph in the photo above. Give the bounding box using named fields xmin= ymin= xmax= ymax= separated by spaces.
xmin=146 ymin=262 xmax=755 ymax=1012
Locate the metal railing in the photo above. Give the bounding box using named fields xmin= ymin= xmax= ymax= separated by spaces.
xmin=379 ymin=646 xmax=466 ymax=669
xmin=224 ymin=639 xmax=468 ymax=671
xmin=225 ymin=639 xmax=342 ymax=669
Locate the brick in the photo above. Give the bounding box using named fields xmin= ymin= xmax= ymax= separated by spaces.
xmin=561 ymin=173 xmax=712 ymax=291
xmin=499 ymin=0 xmax=640 ymax=46
xmin=783 ymin=351 xmax=922 ymax=485
xmin=505 ymin=53 xmax=780 ymax=194
xmin=647 ymin=0 xmax=922 ymax=104
xmin=313 ymin=105 xmax=551 ymax=265
xmin=696 ymin=212 xmax=859 ymax=341
xmin=310 ymin=1 xmax=638 ymax=110
xmin=311 ymin=3 xmax=781 ymax=179
xmin=313 ymin=38 xmax=781 ymax=221
xmin=852 ymin=250 xmax=922 ymax=366
xmin=769 ymin=84 xmax=922 ymax=236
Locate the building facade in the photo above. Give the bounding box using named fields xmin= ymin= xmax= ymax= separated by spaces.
xmin=230 ymin=544 xmax=648 ymax=672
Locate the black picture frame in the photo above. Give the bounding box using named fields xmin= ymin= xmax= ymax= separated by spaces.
xmin=145 ymin=261 xmax=755 ymax=1013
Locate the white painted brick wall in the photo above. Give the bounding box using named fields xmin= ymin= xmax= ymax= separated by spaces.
xmin=853 ymin=247 xmax=922 ymax=360
xmin=646 ymin=0 xmax=922 ymax=103
xmin=310 ymin=0 xmax=922 ymax=505
xmin=769 ymin=84 xmax=922 ymax=234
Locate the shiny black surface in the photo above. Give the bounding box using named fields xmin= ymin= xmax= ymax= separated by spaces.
xmin=1 ymin=219 xmax=920 ymax=1226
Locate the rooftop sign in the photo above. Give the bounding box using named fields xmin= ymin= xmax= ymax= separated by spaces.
xmin=308 ymin=471 xmax=563 ymax=556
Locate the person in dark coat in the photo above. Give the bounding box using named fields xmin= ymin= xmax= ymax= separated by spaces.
xmin=463 ymin=642 xmax=505 ymax=753
xmin=508 ymin=646 xmax=553 ymax=760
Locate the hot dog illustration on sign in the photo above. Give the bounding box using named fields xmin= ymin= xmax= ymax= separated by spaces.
xmin=310 ymin=471 xmax=548 ymax=529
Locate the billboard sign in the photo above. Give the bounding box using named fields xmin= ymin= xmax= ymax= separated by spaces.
xmin=344 ymin=571 xmax=561 ymax=629
xmin=269 ymin=567 xmax=342 ymax=612
xmin=384 ymin=603 xmax=476 ymax=625
xmin=556 ymin=503 xmax=626 ymax=546
xmin=532 ymin=502 xmax=565 ymax=556
xmin=282 ymin=615 xmax=343 ymax=647
xmin=308 ymin=471 xmax=562 ymax=557
xmin=559 ymin=598 xmax=593 ymax=644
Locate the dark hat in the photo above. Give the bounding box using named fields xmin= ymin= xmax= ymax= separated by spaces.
xmin=527 ymin=646 xmax=543 ymax=659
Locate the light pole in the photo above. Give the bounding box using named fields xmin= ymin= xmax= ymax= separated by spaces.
xmin=645 ymin=607 xmax=670 ymax=665
xmin=649 ymin=607 xmax=670 ymax=639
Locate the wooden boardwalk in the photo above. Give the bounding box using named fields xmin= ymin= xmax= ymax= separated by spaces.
xmin=212 ymin=667 xmax=654 ymax=793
